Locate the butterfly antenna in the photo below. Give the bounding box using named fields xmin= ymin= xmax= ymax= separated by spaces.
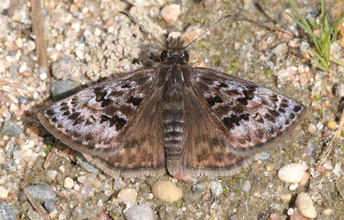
xmin=183 ymin=14 xmax=231 ymax=49
xmin=119 ymin=11 xmax=167 ymax=48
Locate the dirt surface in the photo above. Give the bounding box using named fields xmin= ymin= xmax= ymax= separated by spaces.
xmin=0 ymin=0 xmax=344 ymax=219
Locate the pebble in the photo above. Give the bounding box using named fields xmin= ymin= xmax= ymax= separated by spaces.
xmin=0 ymin=201 xmax=16 ymax=220
xmin=278 ymin=163 xmax=309 ymax=184
xmin=277 ymin=69 xmax=291 ymax=78
xmin=51 ymin=80 xmax=80 ymax=101
xmin=181 ymin=28 xmax=203 ymax=44
xmin=290 ymin=211 xmax=308 ymax=220
xmin=18 ymin=184 xmax=57 ymax=204
xmin=19 ymin=63 xmax=28 ymax=73
xmin=76 ymin=152 xmax=100 ymax=174
xmin=113 ymin=177 xmax=126 ymax=191
xmin=210 ymin=181 xmax=223 ymax=197
xmin=295 ymin=192 xmax=316 ymax=218
xmin=124 ymin=203 xmax=154 ymax=220
xmin=323 ymin=208 xmax=332 ymax=216
xmin=307 ymin=124 xmax=317 ymax=134
xmin=152 ymin=180 xmax=183 ymax=203
xmin=40 ymin=72 xmax=48 ymax=80
xmin=191 ymin=182 xmax=206 ymax=196
xmin=64 ymin=177 xmax=74 ymax=189
xmin=1 ymin=121 xmax=23 ymax=136
xmin=160 ymin=4 xmax=181 ymax=24
xmin=254 ymin=151 xmax=270 ymax=161
xmin=279 ymin=193 xmax=292 ymax=202
xmin=44 ymin=200 xmax=55 ymax=212
xmin=327 ymin=121 xmax=337 ymax=130
xmin=47 ymin=170 xmax=58 ymax=181
xmin=51 ymin=56 xmax=82 ymax=81
xmin=117 ymin=188 xmax=137 ymax=207
xmin=242 ymin=181 xmax=251 ymax=192
xmin=0 ymin=186 xmax=8 ymax=199
xmin=272 ymin=43 xmax=288 ymax=56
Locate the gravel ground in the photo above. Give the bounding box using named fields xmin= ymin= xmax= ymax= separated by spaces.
xmin=1 ymin=0 xmax=344 ymax=219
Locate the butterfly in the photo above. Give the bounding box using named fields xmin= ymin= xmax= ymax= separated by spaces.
xmin=38 ymin=13 xmax=306 ymax=182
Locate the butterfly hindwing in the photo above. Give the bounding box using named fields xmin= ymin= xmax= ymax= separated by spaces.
xmin=167 ymin=88 xmax=252 ymax=178
xmin=38 ymin=68 xmax=158 ymax=157
xmin=83 ymin=89 xmax=166 ymax=177
xmin=191 ymin=67 xmax=307 ymax=156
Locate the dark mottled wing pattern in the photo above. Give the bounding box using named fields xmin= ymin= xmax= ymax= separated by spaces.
xmin=38 ymin=68 xmax=157 ymax=157
xmin=83 ymin=89 xmax=166 ymax=177
xmin=191 ymin=68 xmax=307 ymax=157
xmin=170 ymin=88 xmax=252 ymax=177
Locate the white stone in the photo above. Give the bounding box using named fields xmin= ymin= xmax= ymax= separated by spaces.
xmin=64 ymin=177 xmax=74 ymax=189
xmin=0 ymin=186 xmax=9 ymax=199
xmin=47 ymin=170 xmax=57 ymax=181
xmin=278 ymin=163 xmax=309 ymax=184
xmin=40 ymin=72 xmax=47 ymax=80
xmin=15 ymin=38 xmax=23 ymax=48
xmin=117 ymin=188 xmax=137 ymax=207
xmin=308 ymin=124 xmax=317 ymax=134
xmin=152 ymin=180 xmax=183 ymax=203
xmin=277 ymin=69 xmax=290 ymax=78
xmin=19 ymin=63 xmax=28 ymax=73
xmin=295 ymin=192 xmax=317 ymax=218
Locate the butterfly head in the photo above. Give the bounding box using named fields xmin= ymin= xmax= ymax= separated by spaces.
xmin=161 ymin=37 xmax=189 ymax=63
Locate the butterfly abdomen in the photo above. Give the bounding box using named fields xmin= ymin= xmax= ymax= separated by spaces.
xmin=163 ymin=108 xmax=184 ymax=160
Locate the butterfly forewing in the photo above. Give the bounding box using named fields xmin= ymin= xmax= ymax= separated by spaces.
xmin=38 ymin=68 xmax=158 ymax=157
xmin=191 ymin=67 xmax=307 ymax=157
xmin=83 ymin=89 xmax=166 ymax=177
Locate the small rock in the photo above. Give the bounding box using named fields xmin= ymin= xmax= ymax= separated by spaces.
xmin=242 ymin=181 xmax=251 ymax=192
xmin=278 ymin=163 xmax=309 ymax=184
xmin=160 ymin=4 xmax=181 ymax=24
xmin=117 ymin=188 xmax=137 ymax=207
xmin=44 ymin=200 xmax=55 ymax=212
xmin=290 ymin=211 xmax=308 ymax=220
xmin=254 ymin=151 xmax=270 ymax=161
xmin=0 ymin=186 xmax=8 ymax=199
xmin=18 ymin=184 xmax=57 ymax=204
xmin=269 ymin=213 xmax=278 ymax=220
xmin=51 ymin=80 xmax=80 ymax=101
xmin=333 ymin=162 xmax=341 ymax=177
xmin=76 ymin=152 xmax=100 ymax=174
xmin=295 ymin=192 xmax=316 ymax=218
xmin=124 ymin=203 xmax=154 ymax=220
xmin=51 ymin=57 xmax=82 ymax=81
xmin=307 ymin=124 xmax=317 ymax=134
xmin=272 ymin=43 xmax=288 ymax=56
xmin=47 ymin=170 xmax=58 ymax=181
xmin=1 ymin=121 xmax=23 ymax=136
xmin=19 ymin=63 xmax=28 ymax=73
xmin=279 ymin=193 xmax=292 ymax=202
xmin=114 ymin=177 xmax=126 ymax=191
xmin=323 ymin=208 xmax=332 ymax=216
xmin=327 ymin=121 xmax=337 ymax=130
xmin=191 ymin=182 xmax=206 ymax=196
xmin=277 ymin=69 xmax=291 ymax=78
xmin=0 ymin=201 xmax=16 ymax=220
xmin=64 ymin=177 xmax=74 ymax=189
xmin=210 ymin=181 xmax=223 ymax=197
xmin=152 ymin=180 xmax=182 ymax=203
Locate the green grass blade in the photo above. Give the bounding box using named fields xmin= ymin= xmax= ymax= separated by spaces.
xmin=307 ymin=45 xmax=329 ymax=69
xmin=287 ymin=0 xmax=314 ymax=34
xmin=310 ymin=57 xmax=328 ymax=72
xmin=333 ymin=58 xmax=344 ymax=67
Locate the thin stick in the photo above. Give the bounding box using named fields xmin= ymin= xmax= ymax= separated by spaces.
xmin=183 ymin=15 xmax=231 ymax=49
xmin=30 ymin=0 xmax=49 ymax=76
xmin=120 ymin=11 xmax=167 ymax=48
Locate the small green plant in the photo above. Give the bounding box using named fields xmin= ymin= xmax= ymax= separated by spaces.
xmin=286 ymin=0 xmax=344 ymax=72
xmin=43 ymin=145 xmax=53 ymax=154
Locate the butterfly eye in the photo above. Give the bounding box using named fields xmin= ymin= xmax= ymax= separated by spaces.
xmin=161 ymin=50 xmax=168 ymax=61
xmin=183 ymin=51 xmax=189 ymax=62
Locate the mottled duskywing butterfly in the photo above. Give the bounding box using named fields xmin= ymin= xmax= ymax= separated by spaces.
xmin=38 ymin=13 xmax=306 ymax=182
